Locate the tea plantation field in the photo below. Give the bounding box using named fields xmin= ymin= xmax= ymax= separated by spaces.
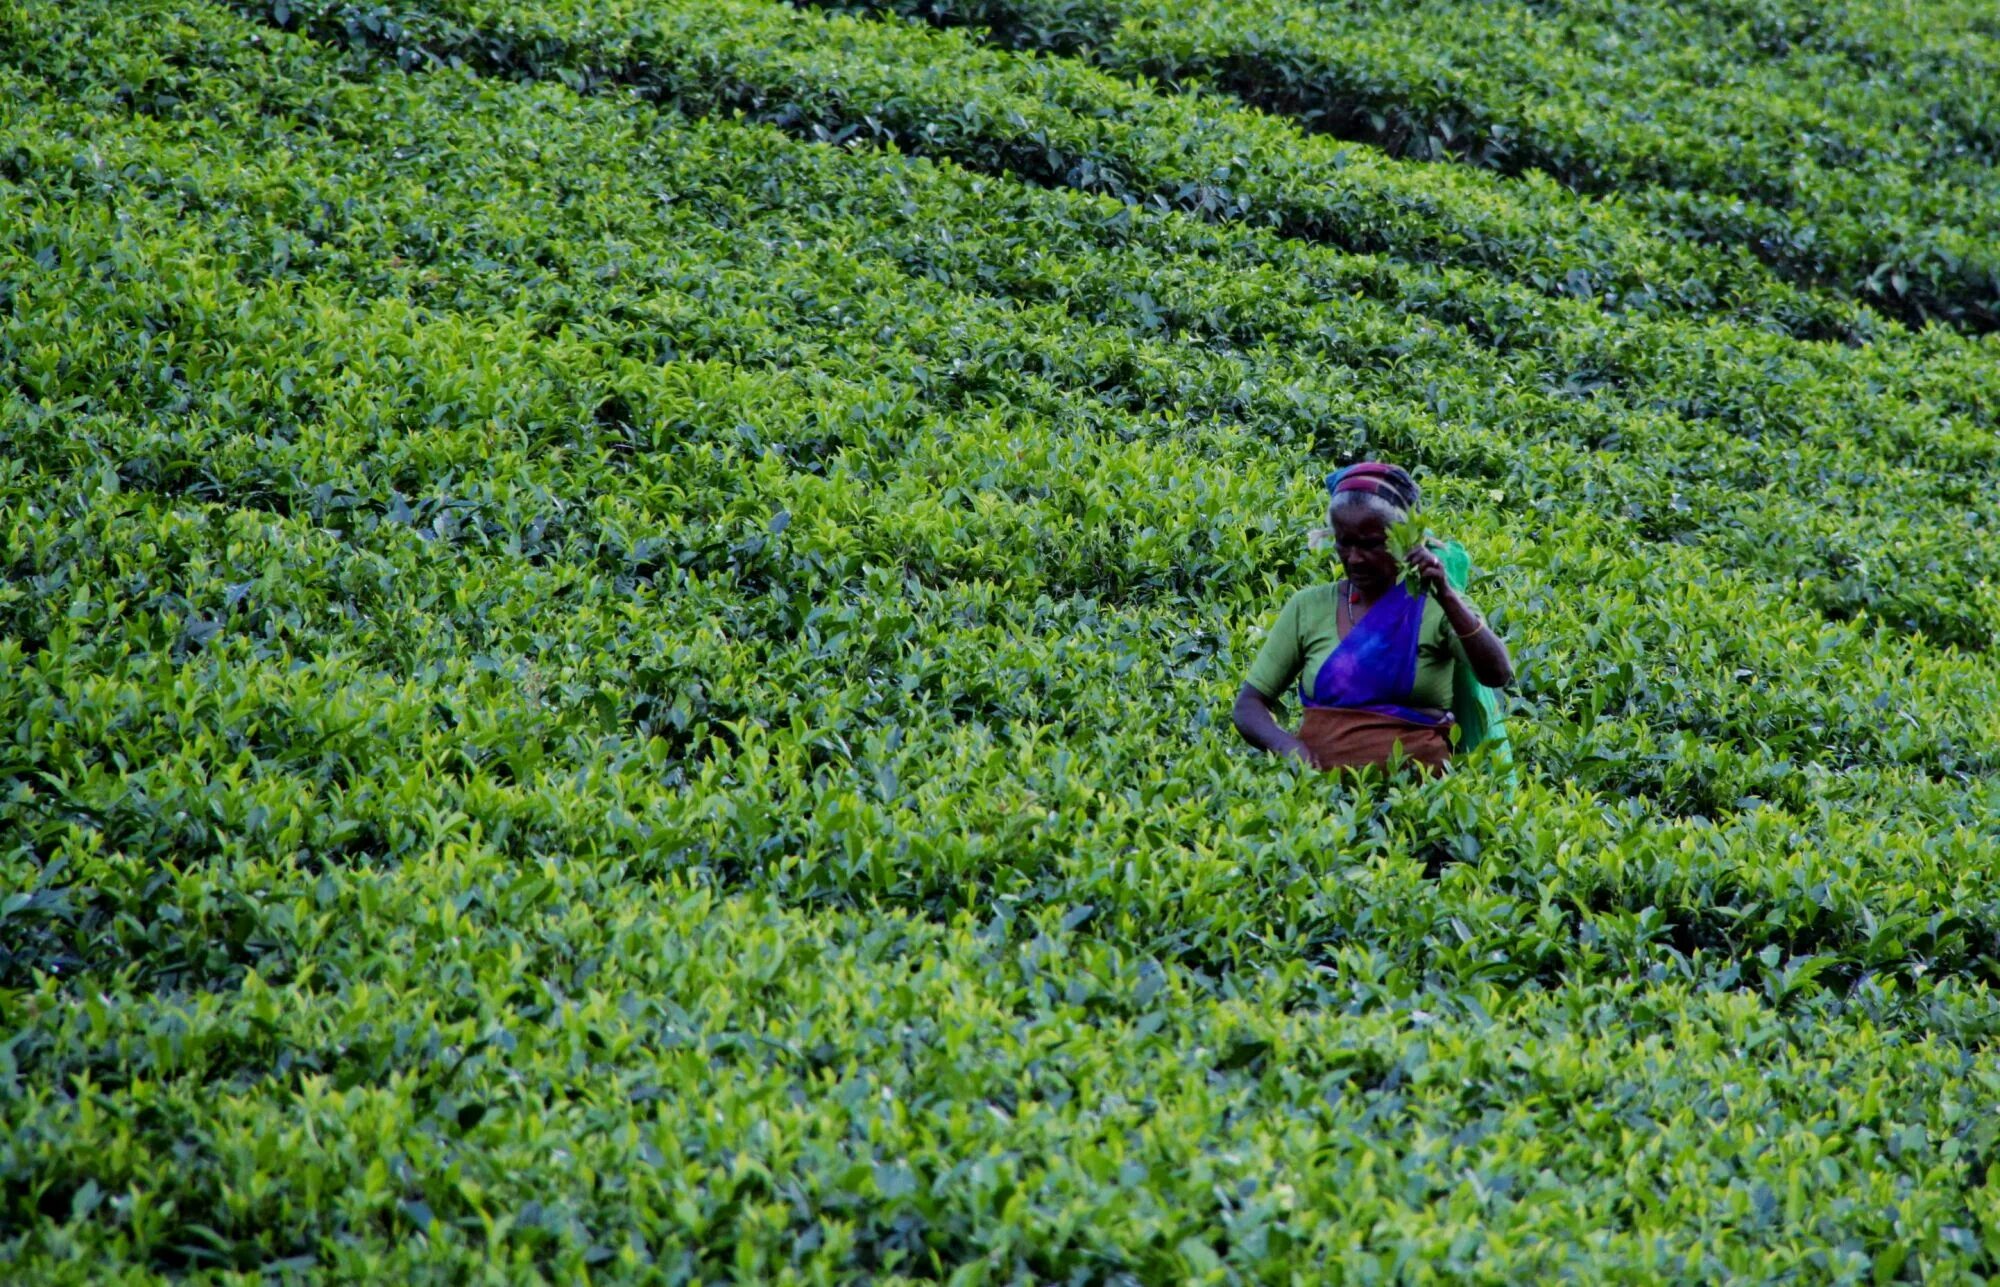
xmin=5 ymin=0 xmax=2000 ymax=1279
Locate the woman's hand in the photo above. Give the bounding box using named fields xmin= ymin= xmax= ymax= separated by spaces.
xmin=1403 ymin=542 xmax=1454 ymax=600
xmin=1233 ymin=683 xmax=1322 ymax=769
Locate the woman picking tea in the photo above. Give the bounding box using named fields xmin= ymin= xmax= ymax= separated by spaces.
xmin=1232 ymin=462 xmax=1513 ymax=774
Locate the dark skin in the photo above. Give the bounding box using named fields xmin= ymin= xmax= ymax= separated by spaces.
xmin=1233 ymin=505 xmax=1514 ymax=767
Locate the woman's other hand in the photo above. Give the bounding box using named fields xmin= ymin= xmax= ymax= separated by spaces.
xmin=1233 ymin=683 xmax=1320 ymax=768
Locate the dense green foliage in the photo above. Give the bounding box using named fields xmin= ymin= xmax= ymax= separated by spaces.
xmin=3 ymin=0 xmax=1999 ymax=1279
xmin=810 ymin=0 xmax=2000 ymax=331
xmin=247 ymin=0 xmax=1878 ymax=339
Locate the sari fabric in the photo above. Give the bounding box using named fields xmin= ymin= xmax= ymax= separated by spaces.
xmin=1298 ymin=581 xmax=1451 ymax=728
xmin=1297 ymin=707 xmax=1453 ymax=774
xmin=1296 ymin=580 xmax=1455 ymax=774
xmin=1437 ymin=541 xmax=1516 ymax=787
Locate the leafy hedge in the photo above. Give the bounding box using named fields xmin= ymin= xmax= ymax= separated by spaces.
xmin=805 ymin=0 xmax=2000 ymax=333
xmin=6 ymin=0 xmax=2000 ymax=1279
xmin=97 ymin=0 xmax=1999 ymax=651
xmin=221 ymin=0 xmax=1893 ymax=343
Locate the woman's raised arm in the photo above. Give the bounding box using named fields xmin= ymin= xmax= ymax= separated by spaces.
xmin=1406 ymin=545 xmax=1513 ymax=688
xmin=1438 ymin=591 xmax=1513 ymax=688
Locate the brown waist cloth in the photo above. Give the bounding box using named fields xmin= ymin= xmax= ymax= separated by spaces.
xmin=1298 ymin=707 xmax=1453 ymax=775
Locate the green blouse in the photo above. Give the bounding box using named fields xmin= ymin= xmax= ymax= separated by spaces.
xmin=1246 ymin=583 xmax=1473 ymax=710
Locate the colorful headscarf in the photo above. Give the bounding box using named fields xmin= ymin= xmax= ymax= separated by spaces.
xmin=1325 ymin=461 xmax=1421 ymax=513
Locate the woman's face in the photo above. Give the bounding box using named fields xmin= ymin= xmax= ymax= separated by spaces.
xmin=1332 ymin=505 xmax=1401 ymax=593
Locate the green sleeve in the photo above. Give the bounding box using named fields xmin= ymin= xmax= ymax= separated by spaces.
xmin=1245 ymin=592 xmax=1306 ymax=699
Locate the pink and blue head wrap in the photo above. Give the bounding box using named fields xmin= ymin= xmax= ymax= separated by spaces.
xmin=1325 ymin=461 xmax=1421 ymax=513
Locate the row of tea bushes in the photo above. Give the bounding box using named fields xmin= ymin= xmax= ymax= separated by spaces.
xmin=8 ymin=0 xmax=1998 ymax=974
xmin=7 ymin=0 xmax=2000 ymax=1278
xmin=16 ymin=868 xmax=2000 ymax=1279
xmin=11 ymin=1 xmax=1996 ymax=748
xmin=228 ymin=0 xmax=1879 ymax=341
xmin=7 ymin=0 xmax=1995 ymax=998
xmin=130 ymin=0 xmax=1998 ymax=648
xmin=803 ymin=0 xmax=2000 ymax=331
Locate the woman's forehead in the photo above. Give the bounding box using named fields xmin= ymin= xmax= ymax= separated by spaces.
xmin=1333 ymin=507 xmax=1390 ymax=534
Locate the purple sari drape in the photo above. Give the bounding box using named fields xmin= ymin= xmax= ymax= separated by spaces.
xmin=1298 ymin=582 xmax=1450 ymax=727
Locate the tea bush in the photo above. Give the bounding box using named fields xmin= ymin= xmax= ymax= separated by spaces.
xmin=805 ymin=0 xmax=2000 ymax=332
xmin=4 ymin=0 xmax=2000 ymax=1280
xmin=237 ymin=0 xmax=1887 ymax=341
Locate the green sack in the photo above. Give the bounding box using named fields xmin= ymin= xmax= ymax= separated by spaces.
xmin=1434 ymin=539 xmax=1517 ymax=787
